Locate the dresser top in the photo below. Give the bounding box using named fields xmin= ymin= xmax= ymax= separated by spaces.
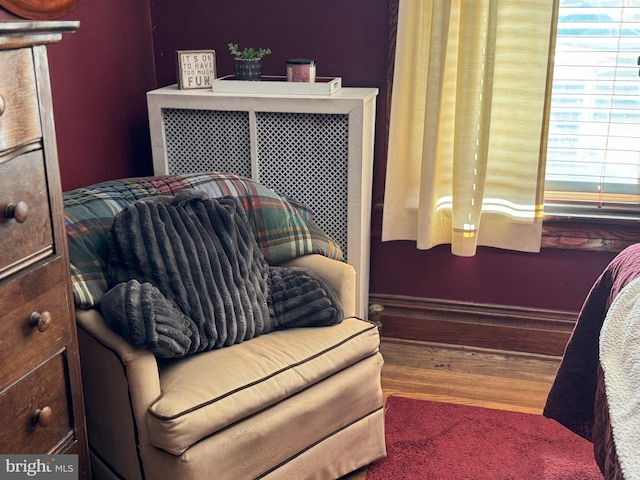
xmin=0 ymin=20 xmax=78 ymax=49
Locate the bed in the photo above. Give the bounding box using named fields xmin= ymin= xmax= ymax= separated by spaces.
xmin=544 ymin=243 xmax=640 ymax=480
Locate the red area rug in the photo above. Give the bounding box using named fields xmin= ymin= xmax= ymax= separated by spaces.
xmin=366 ymin=396 xmax=603 ymax=480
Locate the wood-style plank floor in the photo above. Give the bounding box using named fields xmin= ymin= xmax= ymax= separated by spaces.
xmin=342 ymin=338 xmax=563 ymax=479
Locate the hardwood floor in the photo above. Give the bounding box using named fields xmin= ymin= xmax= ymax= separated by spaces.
xmin=342 ymin=337 xmax=563 ymax=479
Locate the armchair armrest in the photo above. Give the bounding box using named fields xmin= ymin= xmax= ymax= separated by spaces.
xmin=76 ymin=308 xmax=161 ymax=446
xmin=278 ymin=254 xmax=357 ymax=318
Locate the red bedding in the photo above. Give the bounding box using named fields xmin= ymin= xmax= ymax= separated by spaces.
xmin=544 ymin=243 xmax=640 ymax=479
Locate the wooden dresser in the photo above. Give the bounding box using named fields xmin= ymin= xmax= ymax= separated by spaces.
xmin=0 ymin=21 xmax=90 ymax=478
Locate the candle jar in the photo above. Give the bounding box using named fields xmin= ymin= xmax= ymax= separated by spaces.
xmin=286 ymin=59 xmax=316 ymax=82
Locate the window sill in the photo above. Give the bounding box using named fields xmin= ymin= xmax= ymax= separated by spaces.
xmin=542 ymin=216 xmax=640 ymax=253
xmin=372 ymin=201 xmax=638 ymax=253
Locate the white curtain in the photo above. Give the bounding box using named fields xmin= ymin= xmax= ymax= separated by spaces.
xmin=382 ymin=0 xmax=557 ymax=256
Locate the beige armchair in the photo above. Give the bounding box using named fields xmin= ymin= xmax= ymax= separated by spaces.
xmin=63 ymin=173 xmax=386 ymax=479
xmin=76 ymin=253 xmax=386 ymax=480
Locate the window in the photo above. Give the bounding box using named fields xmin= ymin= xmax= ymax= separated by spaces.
xmin=544 ymin=0 xmax=640 ymax=222
xmin=382 ymin=0 xmax=639 ymax=252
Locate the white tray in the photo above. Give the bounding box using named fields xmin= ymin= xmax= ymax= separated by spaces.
xmin=211 ymin=75 xmax=342 ymax=95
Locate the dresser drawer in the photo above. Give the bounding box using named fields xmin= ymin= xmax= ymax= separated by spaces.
xmin=0 ymin=149 xmax=53 ymax=278
xmin=0 ymin=353 xmax=73 ymax=453
xmin=0 ymin=256 xmax=71 ymax=387
xmin=0 ymin=48 xmax=41 ymax=153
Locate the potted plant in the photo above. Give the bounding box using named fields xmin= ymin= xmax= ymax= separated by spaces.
xmin=228 ymin=43 xmax=272 ymax=81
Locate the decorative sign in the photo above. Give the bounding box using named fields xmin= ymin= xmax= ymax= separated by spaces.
xmin=176 ymin=50 xmax=216 ymax=90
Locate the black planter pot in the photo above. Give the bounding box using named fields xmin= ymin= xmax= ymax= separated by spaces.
xmin=234 ymin=58 xmax=262 ymax=81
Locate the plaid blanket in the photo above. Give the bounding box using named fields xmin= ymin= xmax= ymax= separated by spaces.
xmin=64 ymin=172 xmax=343 ymax=309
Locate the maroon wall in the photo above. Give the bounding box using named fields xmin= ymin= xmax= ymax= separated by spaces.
xmin=149 ymin=0 xmax=389 ymax=91
xmin=148 ymin=0 xmax=616 ymax=313
xmin=149 ymin=0 xmax=389 ymax=201
xmin=1 ymin=2 xmax=616 ymax=313
xmin=370 ymin=241 xmax=615 ymax=311
xmin=1 ymin=0 xmax=157 ymax=191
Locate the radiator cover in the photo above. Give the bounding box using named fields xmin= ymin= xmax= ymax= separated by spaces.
xmin=147 ymin=86 xmax=378 ymax=318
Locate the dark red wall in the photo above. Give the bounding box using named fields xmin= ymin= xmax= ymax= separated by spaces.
xmin=370 ymin=241 xmax=615 ymax=310
xmin=1 ymin=1 xmax=617 ymax=313
xmin=149 ymin=0 xmax=390 ymax=205
xmin=149 ymin=0 xmax=389 ymax=91
xmin=1 ymin=0 xmax=157 ymax=191
xmin=148 ymin=0 xmax=616 ymax=312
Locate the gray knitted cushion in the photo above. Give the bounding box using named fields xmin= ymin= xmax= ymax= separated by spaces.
xmin=101 ymin=189 xmax=343 ymax=358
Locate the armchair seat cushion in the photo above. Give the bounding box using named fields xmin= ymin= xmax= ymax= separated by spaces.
xmin=147 ymin=318 xmax=380 ymax=455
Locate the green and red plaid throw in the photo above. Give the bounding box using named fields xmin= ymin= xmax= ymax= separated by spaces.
xmin=64 ymin=172 xmax=343 ymax=309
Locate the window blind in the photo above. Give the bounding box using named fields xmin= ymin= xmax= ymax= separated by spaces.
xmin=545 ymin=0 xmax=640 ymax=219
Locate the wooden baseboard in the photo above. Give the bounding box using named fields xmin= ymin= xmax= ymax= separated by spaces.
xmin=369 ymin=294 xmax=578 ymax=357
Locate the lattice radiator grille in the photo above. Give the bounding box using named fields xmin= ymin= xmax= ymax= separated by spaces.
xmin=160 ymin=108 xmax=349 ymax=256
xmin=256 ymin=112 xmax=349 ymax=255
xmin=162 ymin=108 xmax=252 ymax=178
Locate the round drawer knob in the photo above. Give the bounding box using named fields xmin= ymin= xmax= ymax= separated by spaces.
xmin=33 ymin=406 xmax=53 ymax=427
xmin=29 ymin=311 xmax=52 ymax=332
xmin=0 ymin=93 xmax=5 ymax=116
xmin=5 ymin=201 xmax=29 ymax=223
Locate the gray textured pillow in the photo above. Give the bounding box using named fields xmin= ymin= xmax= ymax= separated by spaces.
xmin=100 ymin=189 xmax=343 ymax=358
